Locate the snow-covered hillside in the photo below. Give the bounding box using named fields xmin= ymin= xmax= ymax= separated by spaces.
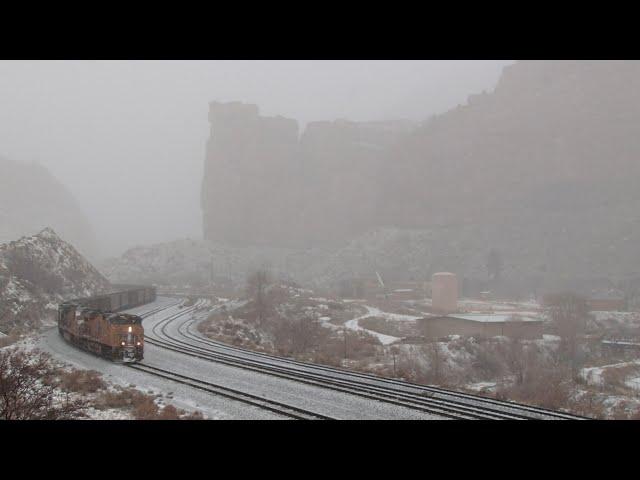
xmin=0 ymin=228 xmax=111 ymax=334
xmin=100 ymin=230 xmax=441 ymax=289
xmin=100 ymin=238 xmax=318 ymax=287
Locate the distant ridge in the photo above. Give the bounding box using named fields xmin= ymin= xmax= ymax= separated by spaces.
xmin=0 ymin=156 xmax=99 ymax=260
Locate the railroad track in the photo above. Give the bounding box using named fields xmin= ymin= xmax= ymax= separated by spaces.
xmin=129 ymin=299 xmax=337 ymax=419
xmin=142 ymin=300 xmax=584 ymax=420
xmin=127 ymin=362 xmax=336 ymax=420
xmin=180 ymin=313 xmax=586 ymax=421
xmin=137 ymin=299 xmax=184 ymax=319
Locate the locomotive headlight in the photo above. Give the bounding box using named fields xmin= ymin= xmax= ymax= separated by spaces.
xmin=121 ymin=341 xmax=125 ymax=346
xmin=128 ymin=326 xmax=132 ymax=333
xmin=137 ymin=342 xmax=141 ymax=346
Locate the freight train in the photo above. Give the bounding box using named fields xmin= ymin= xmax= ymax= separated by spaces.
xmin=57 ymin=285 xmax=156 ymax=363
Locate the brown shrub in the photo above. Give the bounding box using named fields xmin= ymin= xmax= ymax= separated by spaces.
xmin=57 ymin=369 xmax=107 ymax=394
xmin=158 ymin=404 xmax=179 ymax=420
xmin=0 ymin=348 xmax=87 ymax=419
xmin=132 ymin=395 xmax=160 ymax=419
xmin=96 ymin=386 xmax=199 ymax=420
xmin=0 ymin=335 xmax=19 ymax=348
xmin=96 ymin=387 xmax=148 ymax=410
xmin=182 ymin=410 xmax=205 ymax=420
xmin=497 ymin=361 xmax=571 ymax=411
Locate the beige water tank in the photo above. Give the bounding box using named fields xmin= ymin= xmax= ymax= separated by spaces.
xmin=431 ymin=272 xmax=458 ymax=313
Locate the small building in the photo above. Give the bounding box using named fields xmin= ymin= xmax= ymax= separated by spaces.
xmin=418 ymin=313 xmax=543 ymax=340
xmin=388 ymin=289 xmax=417 ymax=301
xmin=587 ymin=291 xmax=626 ymax=312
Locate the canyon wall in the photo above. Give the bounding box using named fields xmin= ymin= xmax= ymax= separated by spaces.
xmin=202 ymin=101 xmax=413 ymax=248
xmin=201 ymin=61 xmax=640 ymax=289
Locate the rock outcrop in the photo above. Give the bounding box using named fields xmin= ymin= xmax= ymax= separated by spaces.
xmin=201 ymin=102 xmax=413 ymax=248
xmin=0 ymin=228 xmax=110 ymax=334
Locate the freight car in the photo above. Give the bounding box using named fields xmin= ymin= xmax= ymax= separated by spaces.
xmin=57 ymin=286 xmax=156 ymax=362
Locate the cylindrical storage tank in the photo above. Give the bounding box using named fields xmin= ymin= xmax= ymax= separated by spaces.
xmin=431 ymin=272 xmax=458 ymax=314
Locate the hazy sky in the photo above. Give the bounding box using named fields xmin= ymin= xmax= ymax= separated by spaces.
xmin=0 ymin=60 xmax=513 ymax=258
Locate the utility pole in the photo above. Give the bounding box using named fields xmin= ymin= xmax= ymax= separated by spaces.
xmin=343 ymin=326 xmax=348 ymax=360
xmin=393 ymin=351 xmax=397 ymax=376
xmin=210 ymin=254 xmax=214 ymax=285
xmin=389 ymin=346 xmax=397 ymax=376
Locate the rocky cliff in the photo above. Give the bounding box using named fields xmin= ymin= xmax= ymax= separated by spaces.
xmin=201 ymin=102 xmax=413 ymax=248
xmin=0 ymin=228 xmax=111 ymax=334
xmin=377 ymin=60 xmax=640 ymax=285
xmin=200 ymin=61 xmax=640 ymax=293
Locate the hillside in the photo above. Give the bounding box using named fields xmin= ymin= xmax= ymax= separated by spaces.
xmin=0 ymin=156 xmax=98 ymax=260
xmin=0 ymin=228 xmax=111 ymax=334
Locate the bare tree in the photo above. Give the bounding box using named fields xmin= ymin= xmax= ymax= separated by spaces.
xmin=245 ymin=269 xmax=272 ymax=325
xmin=504 ymin=336 xmax=526 ymax=386
xmin=486 ymin=249 xmax=503 ymax=281
xmin=545 ymin=292 xmax=589 ymax=377
xmin=0 ymin=348 xmax=86 ymax=420
xmin=421 ymin=341 xmax=444 ymax=384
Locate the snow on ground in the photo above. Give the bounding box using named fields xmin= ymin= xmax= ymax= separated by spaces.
xmin=465 ymin=381 xmax=497 ymax=393
xmin=84 ymin=407 xmax=132 ymax=420
xmin=591 ymin=311 xmax=640 ymax=323
xmin=580 ymin=359 xmax=640 ymax=387
xmin=344 ymin=306 xmax=402 ymax=345
xmin=36 ymin=324 xmax=261 ymax=420
xmin=364 ymin=305 xmax=422 ymax=323
xmin=626 ymin=376 xmax=640 ymax=391
xmin=543 ymin=334 xmax=561 ymax=342
xmin=35 ymin=296 xmax=445 ymax=419
xmin=318 ymin=316 xmax=340 ymax=331
xmin=341 ymin=304 xmax=422 ymax=345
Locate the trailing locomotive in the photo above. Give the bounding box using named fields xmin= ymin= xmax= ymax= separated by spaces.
xmin=58 ymin=286 xmax=155 ymax=363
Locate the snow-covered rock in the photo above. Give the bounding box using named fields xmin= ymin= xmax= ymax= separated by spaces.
xmin=0 ymin=228 xmax=111 ymax=334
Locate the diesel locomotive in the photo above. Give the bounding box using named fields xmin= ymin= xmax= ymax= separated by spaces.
xmin=58 ymin=285 xmax=155 ymax=363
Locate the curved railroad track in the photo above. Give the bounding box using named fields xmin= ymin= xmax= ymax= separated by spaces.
xmin=140 ymin=298 xmax=586 ymax=420
xmin=130 ymin=299 xmax=336 ymax=419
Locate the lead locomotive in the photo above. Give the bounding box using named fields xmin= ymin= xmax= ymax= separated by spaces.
xmin=57 ymin=286 xmax=155 ymax=363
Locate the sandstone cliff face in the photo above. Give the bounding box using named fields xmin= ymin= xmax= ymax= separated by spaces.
xmin=202 ymin=101 xmax=301 ymax=247
xmin=377 ymin=60 xmax=640 ymax=281
xmin=201 ymin=61 xmax=640 ymax=289
xmin=201 ymin=102 xmax=413 ymax=248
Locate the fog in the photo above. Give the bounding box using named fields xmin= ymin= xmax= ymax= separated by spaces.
xmin=5 ymin=60 xmax=640 ymax=421
xmin=0 ymin=60 xmax=512 ymax=257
